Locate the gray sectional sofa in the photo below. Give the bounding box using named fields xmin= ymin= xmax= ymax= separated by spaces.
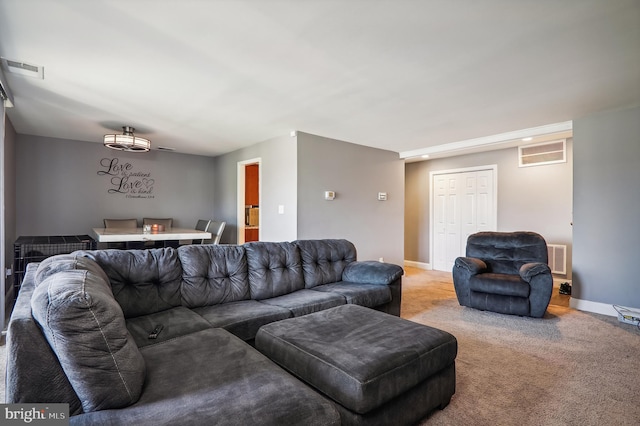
xmin=6 ymin=239 xmax=404 ymax=425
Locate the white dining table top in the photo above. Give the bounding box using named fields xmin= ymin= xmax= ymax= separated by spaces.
xmin=91 ymin=227 xmax=212 ymax=242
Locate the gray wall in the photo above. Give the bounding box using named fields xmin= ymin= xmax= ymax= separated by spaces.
xmin=16 ymin=135 xmax=216 ymax=236
xmin=2 ymin=109 xmax=17 ymax=324
xmin=573 ymin=105 xmax=640 ymax=309
xmin=213 ymin=131 xmax=405 ymax=265
xmin=297 ymin=132 xmax=405 ymax=266
xmin=3 ymin=117 xmax=16 ymax=278
xmin=212 ymin=133 xmax=297 ymax=244
xmin=405 ymin=140 xmax=574 ymax=277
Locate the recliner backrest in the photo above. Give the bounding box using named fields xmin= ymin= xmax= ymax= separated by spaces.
xmin=466 ymin=231 xmax=548 ymax=274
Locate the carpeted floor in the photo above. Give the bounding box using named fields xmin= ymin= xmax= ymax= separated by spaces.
xmin=404 ymin=268 xmax=640 ymax=426
xmin=1 ymin=268 xmax=639 ymax=425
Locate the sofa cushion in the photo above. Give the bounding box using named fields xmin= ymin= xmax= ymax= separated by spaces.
xmin=469 ymin=273 xmax=530 ymax=298
xmin=76 ymin=248 xmax=183 ymax=318
xmin=259 ymin=289 xmax=346 ymax=317
xmin=31 ymin=269 xmax=146 ymax=413
xmin=295 ymin=239 xmax=357 ymax=288
xmin=178 ymin=244 xmax=250 ymax=308
xmin=245 ymin=241 xmax=305 ymax=300
xmin=69 ymin=328 xmax=341 ymax=426
xmin=193 ymin=300 xmax=292 ymax=341
xmin=35 ymin=254 xmax=109 ymax=287
xmin=126 ymin=306 xmax=213 ymax=348
xmin=312 ymin=282 xmax=392 ymax=308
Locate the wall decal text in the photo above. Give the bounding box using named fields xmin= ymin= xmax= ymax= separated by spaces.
xmin=97 ymin=157 xmax=155 ymax=198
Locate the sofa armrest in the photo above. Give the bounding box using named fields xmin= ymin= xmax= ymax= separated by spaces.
xmin=454 ymin=257 xmax=486 ymax=275
xmin=519 ymin=262 xmax=551 ymax=283
xmin=342 ymin=261 xmax=404 ymax=285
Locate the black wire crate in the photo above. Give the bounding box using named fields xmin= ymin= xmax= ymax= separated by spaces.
xmin=12 ymin=235 xmax=96 ymax=299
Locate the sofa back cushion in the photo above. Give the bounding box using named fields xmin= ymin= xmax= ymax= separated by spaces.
xmin=76 ymin=248 xmax=183 ymax=318
xmin=295 ymin=239 xmax=357 ymax=288
xmin=31 ymin=268 xmax=146 ymax=413
xmin=178 ymin=244 xmax=250 ymax=308
xmin=245 ymin=241 xmax=305 ymax=300
xmin=466 ymin=231 xmax=548 ymax=274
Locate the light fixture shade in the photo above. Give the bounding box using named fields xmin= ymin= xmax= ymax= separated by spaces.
xmin=103 ymin=126 xmax=150 ymax=152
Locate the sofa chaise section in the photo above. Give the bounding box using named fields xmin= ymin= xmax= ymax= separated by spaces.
xmin=70 ymin=328 xmax=340 ymax=426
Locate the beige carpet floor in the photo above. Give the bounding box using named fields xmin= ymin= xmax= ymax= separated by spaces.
xmin=405 ymin=268 xmax=640 ymax=426
xmin=1 ymin=268 xmax=639 ymax=425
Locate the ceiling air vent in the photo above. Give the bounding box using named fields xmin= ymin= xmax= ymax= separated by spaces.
xmin=1 ymin=57 xmax=44 ymax=79
xmin=518 ymin=139 xmax=566 ymax=167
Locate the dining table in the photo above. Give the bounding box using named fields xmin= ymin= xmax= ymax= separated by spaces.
xmin=91 ymin=227 xmax=212 ymax=243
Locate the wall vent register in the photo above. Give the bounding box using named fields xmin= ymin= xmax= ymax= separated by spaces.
xmin=519 ymin=139 xmax=566 ymax=167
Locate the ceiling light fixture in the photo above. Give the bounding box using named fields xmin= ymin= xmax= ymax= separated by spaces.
xmin=103 ymin=126 xmax=151 ymax=152
xmin=522 ymin=137 xmax=533 ymax=142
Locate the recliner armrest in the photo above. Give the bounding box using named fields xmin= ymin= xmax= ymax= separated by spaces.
xmin=454 ymin=257 xmax=486 ymax=275
xmin=519 ymin=262 xmax=551 ymax=283
xmin=342 ymin=261 xmax=404 ymax=285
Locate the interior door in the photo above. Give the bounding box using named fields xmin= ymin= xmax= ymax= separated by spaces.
xmin=431 ymin=168 xmax=496 ymax=271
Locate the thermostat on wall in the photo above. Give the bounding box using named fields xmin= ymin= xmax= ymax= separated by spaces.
xmin=325 ymin=191 xmax=335 ymax=200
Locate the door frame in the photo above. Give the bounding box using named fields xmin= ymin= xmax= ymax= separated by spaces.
xmin=429 ymin=164 xmax=498 ymax=270
xmin=236 ymin=158 xmax=261 ymax=244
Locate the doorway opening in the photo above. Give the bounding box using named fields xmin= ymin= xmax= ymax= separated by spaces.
xmin=237 ymin=158 xmax=261 ymax=244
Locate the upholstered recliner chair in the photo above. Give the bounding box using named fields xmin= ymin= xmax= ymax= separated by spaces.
xmin=452 ymin=231 xmax=553 ymax=318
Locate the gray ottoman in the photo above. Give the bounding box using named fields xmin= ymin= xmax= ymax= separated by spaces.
xmin=255 ymin=304 xmax=457 ymax=426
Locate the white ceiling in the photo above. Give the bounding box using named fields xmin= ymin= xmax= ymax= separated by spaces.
xmin=1 ymin=0 xmax=638 ymax=158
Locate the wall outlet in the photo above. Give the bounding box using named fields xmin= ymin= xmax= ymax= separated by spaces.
xmin=5 ymin=268 xmax=11 ymax=277
xmin=379 ymin=257 xmax=384 ymax=262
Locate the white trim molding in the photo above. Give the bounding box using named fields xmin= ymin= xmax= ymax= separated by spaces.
xmin=569 ymin=297 xmax=619 ymax=317
xmin=404 ymin=260 xmax=431 ymax=270
xmin=400 ymin=121 xmax=573 ymax=160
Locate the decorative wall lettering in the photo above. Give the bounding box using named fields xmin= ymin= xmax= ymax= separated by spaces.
xmin=97 ymin=157 xmax=155 ymax=198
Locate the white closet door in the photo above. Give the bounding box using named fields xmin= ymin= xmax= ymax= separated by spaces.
xmin=431 ymin=168 xmax=496 ymax=271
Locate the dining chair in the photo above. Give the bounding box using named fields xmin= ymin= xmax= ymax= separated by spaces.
xmin=103 ymin=218 xmax=138 ymax=249
xmin=209 ymin=221 xmax=226 ymax=245
xmin=192 ymin=219 xmax=212 ymax=244
xmin=104 ymin=218 xmax=138 ymax=228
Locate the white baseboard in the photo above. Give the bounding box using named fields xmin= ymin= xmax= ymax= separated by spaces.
xmin=569 ymin=297 xmax=619 ymax=317
xmin=404 ymin=260 xmax=431 ymax=270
